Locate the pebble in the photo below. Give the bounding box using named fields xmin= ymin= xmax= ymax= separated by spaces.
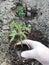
xmin=27 ymin=7 xmax=31 ymax=11
xmin=27 ymin=12 xmax=31 ymax=17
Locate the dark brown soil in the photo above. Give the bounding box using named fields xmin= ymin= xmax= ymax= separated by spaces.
xmin=9 ymin=29 xmax=49 ymax=65
xmin=27 ymin=29 xmax=49 ymax=47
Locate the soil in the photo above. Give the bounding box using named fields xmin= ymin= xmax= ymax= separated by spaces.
xmin=9 ymin=29 xmax=49 ymax=65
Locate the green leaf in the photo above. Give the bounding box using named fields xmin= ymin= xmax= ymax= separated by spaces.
xmin=10 ymin=35 xmax=15 ymax=42
xmin=10 ymin=21 xmax=15 ymax=28
xmin=19 ymin=12 xmax=25 ymax=17
xmin=10 ymin=30 xmax=17 ymax=42
xmin=17 ymin=6 xmax=24 ymax=12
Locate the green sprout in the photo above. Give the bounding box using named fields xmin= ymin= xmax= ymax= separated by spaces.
xmin=17 ymin=6 xmax=25 ymax=17
xmin=10 ymin=21 xmax=31 ymax=43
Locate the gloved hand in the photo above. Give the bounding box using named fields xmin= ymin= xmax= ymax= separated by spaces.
xmin=18 ymin=39 xmax=49 ymax=65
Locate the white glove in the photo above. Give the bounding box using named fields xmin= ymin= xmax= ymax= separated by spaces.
xmin=19 ymin=39 xmax=49 ymax=65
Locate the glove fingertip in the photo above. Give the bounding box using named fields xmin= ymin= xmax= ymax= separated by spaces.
xmin=21 ymin=50 xmax=32 ymax=59
xmin=21 ymin=51 xmax=26 ymax=58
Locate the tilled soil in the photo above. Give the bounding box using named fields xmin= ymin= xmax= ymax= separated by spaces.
xmin=9 ymin=29 xmax=49 ymax=65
